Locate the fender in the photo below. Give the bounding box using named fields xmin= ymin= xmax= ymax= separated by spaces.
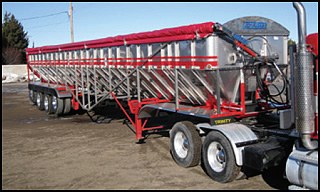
xmin=28 ymin=82 xmax=72 ymax=98
xmin=197 ymin=123 xmax=258 ymax=166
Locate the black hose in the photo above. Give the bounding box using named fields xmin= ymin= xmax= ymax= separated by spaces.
xmin=254 ymin=61 xmax=288 ymax=104
xmin=268 ymin=62 xmax=287 ymax=97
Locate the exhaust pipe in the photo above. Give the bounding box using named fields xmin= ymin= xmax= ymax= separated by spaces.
xmin=293 ymin=2 xmax=318 ymax=150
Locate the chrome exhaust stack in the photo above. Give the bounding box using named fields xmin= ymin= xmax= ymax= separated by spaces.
xmin=293 ymin=2 xmax=317 ymax=150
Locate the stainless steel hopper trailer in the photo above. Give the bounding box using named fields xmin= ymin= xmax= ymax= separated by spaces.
xmin=26 ymin=2 xmax=317 ymax=189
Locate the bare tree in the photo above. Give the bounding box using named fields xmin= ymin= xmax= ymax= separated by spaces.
xmin=2 ymin=47 xmax=23 ymax=65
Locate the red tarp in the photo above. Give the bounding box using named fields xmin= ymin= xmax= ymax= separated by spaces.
xmin=26 ymin=22 xmax=215 ymax=54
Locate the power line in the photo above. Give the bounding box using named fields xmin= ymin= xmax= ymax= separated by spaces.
xmin=26 ymin=18 xmax=69 ymax=29
xmin=20 ymin=11 xmax=68 ymax=21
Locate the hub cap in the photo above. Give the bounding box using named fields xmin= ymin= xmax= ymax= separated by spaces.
xmin=207 ymin=141 xmax=226 ymax=172
xmin=174 ymin=132 xmax=189 ymax=158
xmin=52 ymin=96 xmax=57 ymax=111
xmin=29 ymin=90 xmax=33 ymax=100
xmin=36 ymin=93 xmax=41 ymax=107
xmin=44 ymin=96 xmax=49 ymax=111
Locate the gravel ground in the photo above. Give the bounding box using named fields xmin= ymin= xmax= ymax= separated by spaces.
xmin=2 ymin=82 xmax=277 ymax=190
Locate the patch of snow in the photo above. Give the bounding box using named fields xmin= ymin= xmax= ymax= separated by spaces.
xmin=2 ymin=72 xmax=39 ymax=84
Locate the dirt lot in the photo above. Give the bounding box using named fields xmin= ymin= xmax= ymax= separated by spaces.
xmin=2 ymin=82 xmax=278 ymax=190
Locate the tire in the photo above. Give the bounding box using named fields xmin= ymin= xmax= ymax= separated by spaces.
xmin=29 ymin=89 xmax=37 ymax=104
xmin=202 ymin=131 xmax=240 ymax=183
xmin=63 ymin=98 xmax=71 ymax=115
xmin=170 ymin=121 xmax=201 ymax=168
xmin=52 ymin=95 xmax=64 ymax=115
xmin=36 ymin=92 xmax=45 ymax=110
xmin=44 ymin=94 xmax=54 ymax=114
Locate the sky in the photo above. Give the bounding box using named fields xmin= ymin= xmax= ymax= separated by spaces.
xmin=2 ymin=2 xmax=318 ymax=49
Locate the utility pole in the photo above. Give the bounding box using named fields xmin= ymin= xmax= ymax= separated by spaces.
xmin=69 ymin=2 xmax=74 ymax=43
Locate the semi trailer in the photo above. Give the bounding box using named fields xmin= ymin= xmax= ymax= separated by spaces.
xmin=26 ymin=2 xmax=317 ymax=189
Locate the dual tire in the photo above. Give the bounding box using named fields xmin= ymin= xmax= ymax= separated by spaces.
xmin=36 ymin=92 xmax=45 ymax=110
xmin=29 ymin=89 xmax=71 ymax=115
xmin=49 ymin=95 xmax=71 ymax=115
xmin=170 ymin=121 xmax=240 ymax=183
xmin=202 ymin=131 xmax=240 ymax=183
xmin=170 ymin=121 xmax=202 ymax=168
xmin=29 ymin=89 xmax=37 ymax=104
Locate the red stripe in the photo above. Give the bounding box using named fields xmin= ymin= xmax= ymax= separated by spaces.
xmin=28 ymin=56 xmax=218 ymax=61
xmin=30 ymin=60 xmax=218 ymax=69
xmin=28 ymin=56 xmax=219 ymax=69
